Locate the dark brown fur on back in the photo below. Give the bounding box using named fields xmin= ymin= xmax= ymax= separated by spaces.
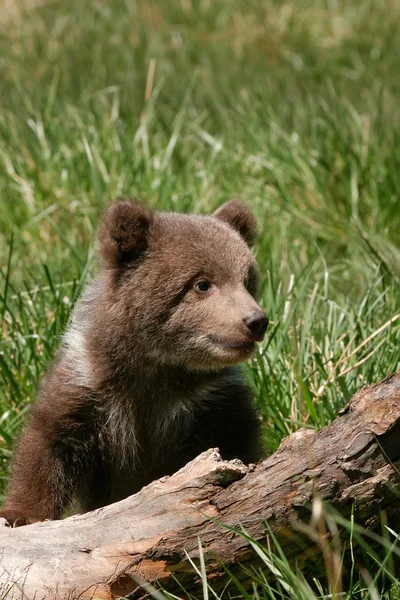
xmin=0 ymin=199 xmax=268 ymax=526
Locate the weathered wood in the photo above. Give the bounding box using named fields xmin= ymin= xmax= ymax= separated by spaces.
xmin=0 ymin=372 xmax=399 ymax=599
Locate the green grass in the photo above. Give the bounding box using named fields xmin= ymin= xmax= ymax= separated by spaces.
xmin=0 ymin=0 xmax=399 ymax=597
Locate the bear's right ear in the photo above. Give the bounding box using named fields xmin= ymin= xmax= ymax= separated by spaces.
xmin=98 ymin=198 xmax=154 ymax=268
xmin=213 ymin=199 xmax=257 ymax=247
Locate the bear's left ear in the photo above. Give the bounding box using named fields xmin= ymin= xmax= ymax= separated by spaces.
xmin=98 ymin=198 xmax=154 ymax=269
xmin=213 ymin=199 xmax=257 ymax=247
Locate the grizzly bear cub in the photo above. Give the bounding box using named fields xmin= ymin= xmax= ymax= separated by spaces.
xmin=0 ymin=198 xmax=268 ymax=527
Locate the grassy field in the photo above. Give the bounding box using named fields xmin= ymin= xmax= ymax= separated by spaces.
xmin=0 ymin=0 xmax=399 ymax=597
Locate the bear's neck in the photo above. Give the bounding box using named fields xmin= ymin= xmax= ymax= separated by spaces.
xmin=103 ymin=359 xmax=225 ymax=402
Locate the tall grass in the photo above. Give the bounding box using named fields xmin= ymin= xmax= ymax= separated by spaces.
xmin=0 ymin=0 xmax=399 ymax=596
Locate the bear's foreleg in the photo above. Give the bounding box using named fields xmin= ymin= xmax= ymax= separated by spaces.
xmin=0 ymin=420 xmax=80 ymax=527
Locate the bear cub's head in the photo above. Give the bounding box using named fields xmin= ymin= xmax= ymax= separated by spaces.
xmin=97 ymin=198 xmax=268 ymax=371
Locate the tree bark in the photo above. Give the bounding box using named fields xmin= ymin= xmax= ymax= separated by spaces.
xmin=0 ymin=372 xmax=399 ymax=600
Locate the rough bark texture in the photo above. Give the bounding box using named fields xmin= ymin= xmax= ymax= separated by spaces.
xmin=0 ymin=372 xmax=399 ymax=600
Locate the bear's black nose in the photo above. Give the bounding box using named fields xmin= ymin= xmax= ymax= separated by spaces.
xmin=244 ymin=311 xmax=269 ymax=337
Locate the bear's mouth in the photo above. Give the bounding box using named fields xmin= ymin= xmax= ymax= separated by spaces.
xmin=214 ymin=336 xmax=260 ymax=352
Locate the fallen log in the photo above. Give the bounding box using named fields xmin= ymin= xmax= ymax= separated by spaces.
xmin=0 ymin=372 xmax=399 ymax=599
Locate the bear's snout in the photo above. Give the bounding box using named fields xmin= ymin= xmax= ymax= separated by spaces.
xmin=243 ymin=311 xmax=269 ymax=340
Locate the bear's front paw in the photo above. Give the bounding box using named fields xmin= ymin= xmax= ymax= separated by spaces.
xmin=0 ymin=509 xmax=32 ymax=527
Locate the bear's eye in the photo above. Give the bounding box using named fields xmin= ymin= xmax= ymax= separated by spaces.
xmin=194 ymin=280 xmax=210 ymax=293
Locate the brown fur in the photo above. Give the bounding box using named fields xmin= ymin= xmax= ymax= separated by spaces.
xmin=0 ymin=199 xmax=268 ymax=526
